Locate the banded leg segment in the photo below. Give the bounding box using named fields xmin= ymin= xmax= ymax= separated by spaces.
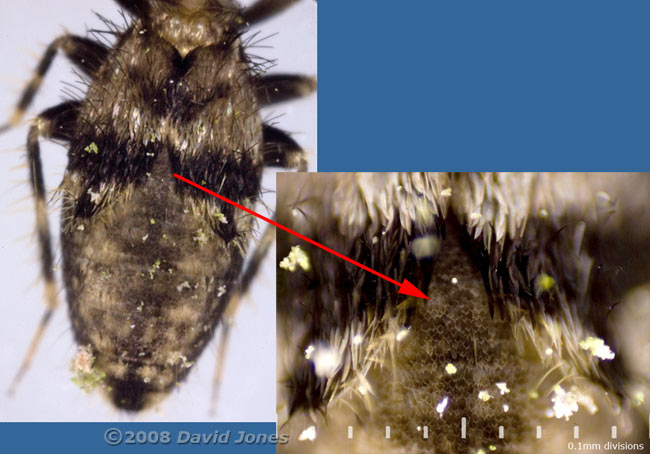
xmin=0 ymin=35 xmax=107 ymax=133
xmin=243 ymin=0 xmax=302 ymax=25
xmin=255 ymin=74 xmax=317 ymax=107
xmin=8 ymin=102 xmax=79 ymax=395
xmin=114 ymin=0 xmax=150 ymax=17
xmin=262 ymin=124 xmax=308 ymax=171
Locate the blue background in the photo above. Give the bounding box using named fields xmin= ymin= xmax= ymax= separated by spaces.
xmin=318 ymin=0 xmax=650 ymax=171
xmin=0 ymin=423 xmax=278 ymax=453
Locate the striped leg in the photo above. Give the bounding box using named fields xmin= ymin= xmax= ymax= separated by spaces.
xmin=255 ymin=74 xmax=317 ymax=107
xmin=7 ymin=101 xmax=79 ymax=395
xmin=0 ymin=35 xmax=106 ymax=133
xmin=243 ymin=0 xmax=302 ymax=25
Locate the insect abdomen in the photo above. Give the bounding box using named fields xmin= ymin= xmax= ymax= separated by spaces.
xmin=62 ymin=155 xmax=250 ymax=410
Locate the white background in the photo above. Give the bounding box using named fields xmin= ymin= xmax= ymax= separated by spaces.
xmin=0 ymin=0 xmax=316 ymax=421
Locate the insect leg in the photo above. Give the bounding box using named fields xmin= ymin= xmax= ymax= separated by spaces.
xmin=114 ymin=0 xmax=149 ymax=17
xmin=243 ymin=0 xmax=302 ymax=25
xmin=0 ymin=35 xmax=107 ymax=133
xmin=255 ymin=74 xmax=317 ymax=107
xmin=262 ymin=124 xmax=308 ymax=171
xmin=209 ymin=136 xmax=307 ymax=413
xmin=7 ymin=101 xmax=80 ymax=395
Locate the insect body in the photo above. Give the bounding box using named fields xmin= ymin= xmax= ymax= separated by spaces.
xmin=1 ymin=0 xmax=315 ymax=413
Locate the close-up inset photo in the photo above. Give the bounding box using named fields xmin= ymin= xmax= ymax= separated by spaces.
xmin=277 ymin=172 xmax=649 ymax=453
xmin=0 ymin=0 xmax=315 ymax=421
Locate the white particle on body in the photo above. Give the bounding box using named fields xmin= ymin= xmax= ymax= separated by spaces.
xmin=298 ymin=426 xmax=316 ymax=441
xmin=436 ymin=396 xmax=449 ymax=417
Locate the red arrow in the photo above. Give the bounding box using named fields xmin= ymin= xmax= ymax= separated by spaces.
xmin=173 ymin=174 xmax=429 ymax=299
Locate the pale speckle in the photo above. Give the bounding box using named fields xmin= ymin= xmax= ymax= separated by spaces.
xmin=213 ymin=211 xmax=228 ymax=224
xmin=577 ymin=391 xmax=598 ymax=415
xmin=77 ymin=224 xmax=85 ymax=231
xmin=193 ymin=228 xmax=208 ymax=247
xmin=503 ymin=404 xmax=509 ymax=412
xmin=536 ymin=273 xmax=555 ymax=293
xmin=70 ymin=345 xmax=105 ymax=391
xmin=579 ymin=336 xmax=615 ymax=360
xmin=310 ymin=344 xmax=340 ymax=378
xmin=84 ymin=142 xmax=99 ymax=154
xmin=298 ymin=426 xmax=316 ymax=442
xmin=470 ymin=212 xmax=482 ymax=220
xmin=440 ymin=187 xmax=452 ymax=197
xmin=142 ymin=234 xmax=149 ymax=242
xmin=451 ymin=277 xmax=458 ymax=284
xmin=496 ymin=382 xmax=510 ymax=395
xmin=130 ymin=324 xmax=135 ymax=329
xmin=87 ymin=188 xmax=101 ymax=204
xmin=304 ymin=344 xmax=315 ymax=360
xmin=279 ymin=245 xmax=311 ymax=272
xmin=445 ymin=363 xmax=457 ymax=375
xmin=545 ymin=347 xmax=553 ymax=356
xmin=217 ymin=285 xmax=226 ymax=297
xmin=436 ymin=396 xmax=449 ymax=417
xmin=72 ymin=345 xmax=94 ymax=374
xmin=478 ymin=390 xmax=493 ymax=402
xmin=551 ymin=385 xmax=578 ymax=420
xmin=633 ymin=391 xmax=645 ymax=406
xmin=352 ymin=334 xmax=363 ymax=346
xmin=148 ymin=259 xmax=161 ymax=279
xmin=177 ymin=281 xmax=191 ymax=292
xmin=396 ymin=328 xmax=410 ymax=342
xmin=166 ymin=351 xmax=193 ymax=369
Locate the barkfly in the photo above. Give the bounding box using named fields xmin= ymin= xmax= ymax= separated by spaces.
xmin=0 ymin=0 xmax=316 ymax=419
